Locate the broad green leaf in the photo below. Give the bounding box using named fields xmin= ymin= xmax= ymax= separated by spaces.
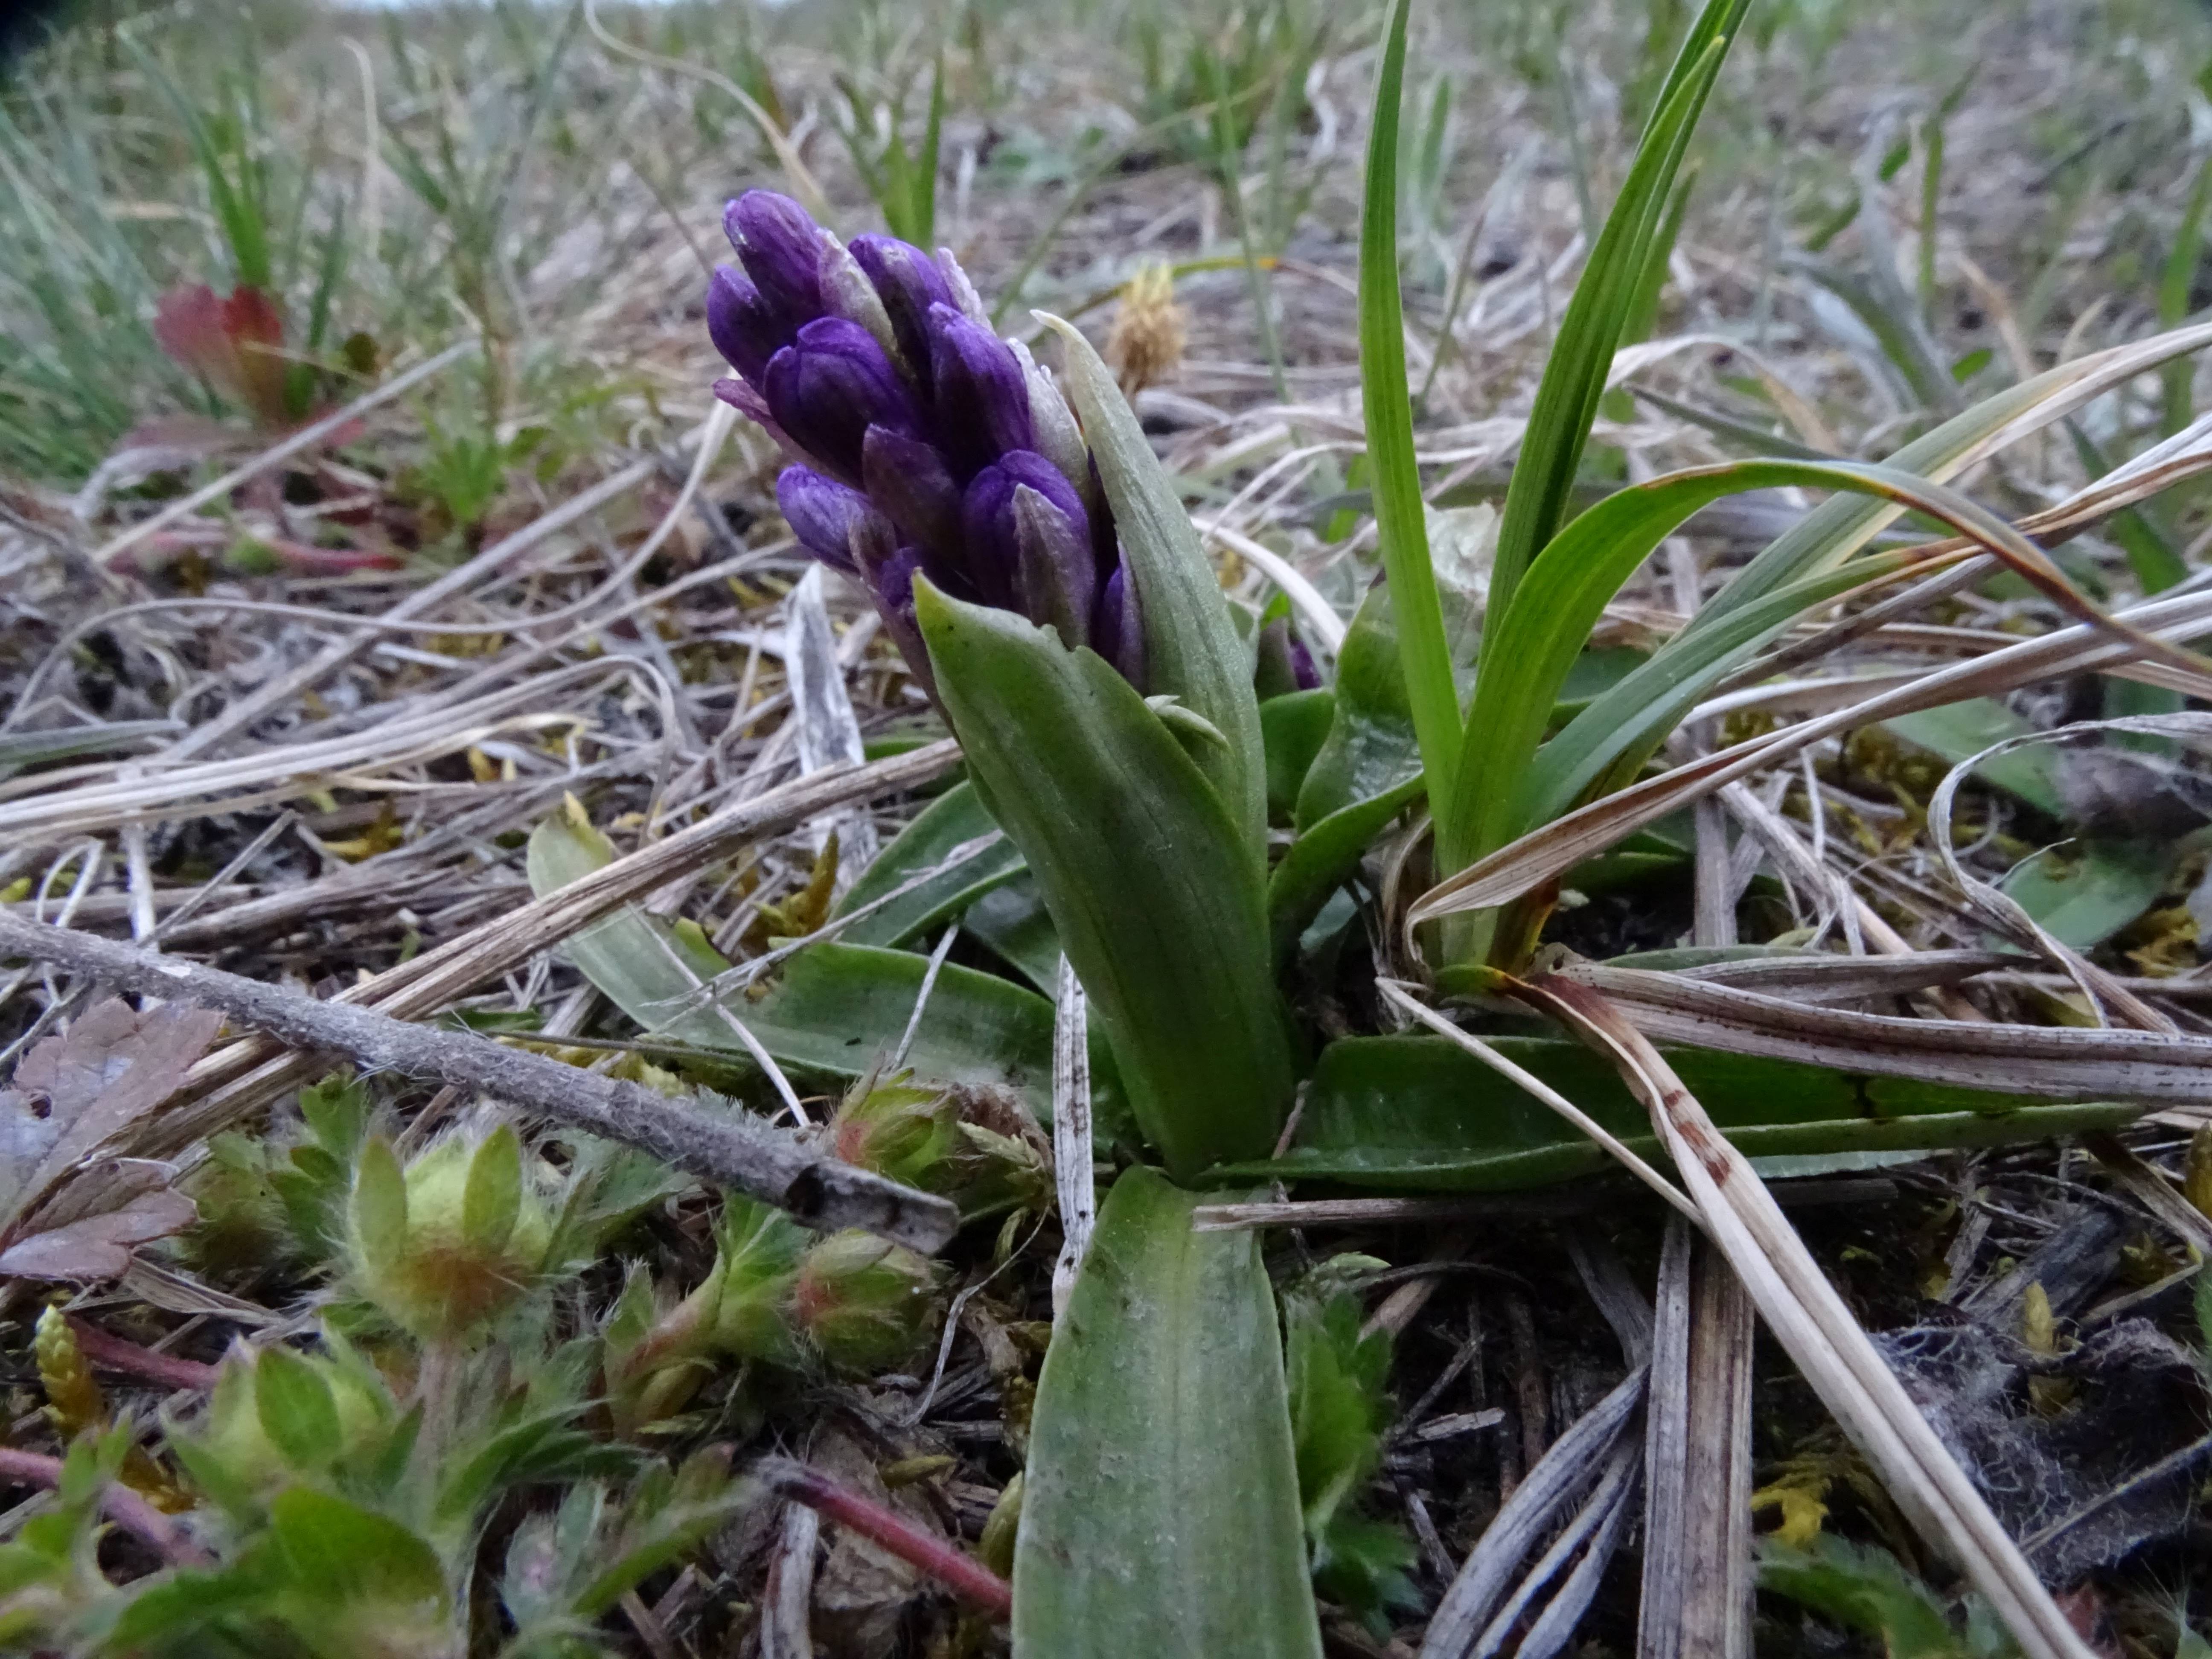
xmin=1261 ymin=688 xmax=1336 ymax=822
xmin=2001 ymin=840 xmax=2174 ymax=949
xmin=527 ymin=810 xmax=1077 ymax=1112
xmin=918 ymin=583 xmax=1292 ymax=1179
xmin=255 ymin=1348 xmax=342 ymax=1469
xmin=462 ymin=1124 xmax=523 ymax=1256
xmin=1038 ymin=315 xmax=1268 ymax=853
xmin=1356 ymin=0 xmax=1461 ymax=810
xmin=1014 ymin=1167 xmax=1321 ymax=1659
xmin=1213 ymin=1035 xmax=2138 ymax=1190
xmin=269 ymin=1487 xmax=448 ymax=1610
xmin=832 ymin=780 xmax=1024 ymax=949
xmin=1758 ymin=1538 xmax=1962 ymax=1659
xmin=1884 ymin=701 xmax=2064 ymax=816
xmin=961 ymin=876 xmax=1063 ymax=992
xmin=1483 ymin=0 xmax=1748 ymax=636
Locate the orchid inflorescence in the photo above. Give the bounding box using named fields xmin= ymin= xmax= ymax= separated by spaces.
xmin=708 ymin=190 xmax=1142 ymax=692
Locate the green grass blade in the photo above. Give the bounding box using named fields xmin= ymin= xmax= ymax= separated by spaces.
xmin=914 ymin=53 xmax=945 ymax=247
xmin=1015 ymin=1167 xmax=1322 ymax=1659
xmin=1481 ymin=0 xmax=1748 ymax=638
xmin=2161 ymin=152 xmax=2212 ymax=434
xmin=1356 ymin=0 xmax=1461 ymax=816
xmin=1447 ymin=454 xmax=2090 ymax=870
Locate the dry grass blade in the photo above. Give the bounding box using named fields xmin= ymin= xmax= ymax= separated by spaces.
xmin=1412 ymin=584 xmax=2212 ymax=925
xmin=101 ymin=740 xmax=963 ymax=1166
xmin=1551 ymin=958 xmax=2206 ymax=1101
xmin=1511 ymin=973 xmax=2097 ymax=1659
xmin=1049 ymin=954 xmax=1094 ymax=1320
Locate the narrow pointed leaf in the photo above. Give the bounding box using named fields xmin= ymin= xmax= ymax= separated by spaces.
xmin=1014 ymin=1167 xmax=1322 ymax=1659
xmin=1357 ymin=0 xmax=1461 ymax=812
xmin=832 ymin=780 xmax=1026 ymax=949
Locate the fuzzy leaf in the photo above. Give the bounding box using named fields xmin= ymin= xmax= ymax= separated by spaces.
xmin=1014 ymin=1167 xmax=1321 ymax=1659
xmin=917 ymin=582 xmax=1293 ymax=1179
xmin=255 ymin=1348 xmax=342 ymax=1469
xmin=463 ymin=1124 xmax=524 ymax=1257
xmin=351 ymin=1136 xmax=408 ymax=1271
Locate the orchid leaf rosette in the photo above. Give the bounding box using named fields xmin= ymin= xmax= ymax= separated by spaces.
xmin=707 ymin=192 xmax=1293 ymax=1181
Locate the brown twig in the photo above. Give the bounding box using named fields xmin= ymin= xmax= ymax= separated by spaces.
xmin=0 ymin=911 xmax=957 ymax=1253
xmin=0 ymin=1444 xmax=207 ymax=1565
xmin=760 ymin=1458 xmax=1013 ymax=1619
xmin=64 ymin=1317 xmax=219 ymax=1393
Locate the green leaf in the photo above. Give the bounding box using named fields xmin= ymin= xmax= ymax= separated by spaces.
xmin=1483 ymin=0 xmax=1746 ymax=634
xmin=351 ymin=1136 xmax=408 ymax=1270
xmin=1036 ymin=314 xmax=1268 ymax=853
xmin=463 ymin=1123 xmax=523 ymax=1256
xmin=1294 ymin=581 xmax=1424 ymax=831
xmin=1758 ymin=1537 xmax=1962 ymax=1659
xmin=2001 ymin=840 xmax=2174 ymax=949
xmin=1214 ymin=1035 xmax=2139 ymax=1190
xmin=1884 ymin=701 xmax=2065 ymax=816
xmin=918 ymin=583 xmax=1292 ymax=1179
xmin=1262 ymin=688 xmax=1337 ymax=822
xmin=1014 ymin=1167 xmax=1321 ymax=1659
xmin=1268 ymin=777 xmax=1425 ymax=961
xmin=961 ymin=876 xmax=1065 ymax=992
xmin=1356 ymin=0 xmax=1461 ymax=813
xmin=832 ymin=780 xmax=1024 ymax=949
xmin=527 ymin=809 xmax=1074 ymax=1112
xmin=1449 ymin=454 xmax=2008 ymax=873
xmin=254 ymin=1348 xmax=341 ymax=1470
xmin=270 ymin=1487 xmax=448 ymax=1610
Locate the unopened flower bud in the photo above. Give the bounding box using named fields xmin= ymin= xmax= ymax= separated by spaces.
xmin=849 ymin=233 xmax=952 ymax=378
xmin=764 ymin=318 xmax=920 ymax=483
xmin=927 ymin=303 xmax=1034 ymax=478
xmin=792 ymin=1231 xmax=938 ymax=1374
xmin=346 ymin=1126 xmax=550 ymax=1343
xmin=707 ymin=264 xmax=791 ymax=385
xmin=777 ymin=466 xmax=889 ymax=575
xmin=724 ymin=190 xmax=829 ymax=326
xmin=960 ymin=451 xmax=1096 ymax=638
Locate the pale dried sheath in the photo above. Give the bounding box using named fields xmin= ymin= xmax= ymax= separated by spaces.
xmin=1049 ymin=955 xmax=1094 ymax=1321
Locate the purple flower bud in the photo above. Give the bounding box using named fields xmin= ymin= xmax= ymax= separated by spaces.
xmin=713 ymin=376 xmax=797 ymax=453
xmin=849 ymin=234 xmax=952 ymax=380
xmin=862 ymin=425 xmax=962 ymax=559
xmin=927 ymin=304 xmax=1034 ymax=480
xmin=707 ymin=265 xmax=789 ymax=385
xmin=870 ymin=546 xmax=936 ymax=699
xmin=763 ymin=317 xmax=920 ymax=483
xmin=960 ymin=451 xmax=1091 ymax=621
xmin=1254 ymin=616 xmax=1323 ymax=699
xmin=1094 ymin=563 xmax=1145 ymax=690
xmin=776 ymin=466 xmax=891 ymax=576
xmin=723 ymin=191 xmax=828 ymax=327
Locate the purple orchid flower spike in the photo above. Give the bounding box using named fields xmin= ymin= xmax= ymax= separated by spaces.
xmin=704 ymin=187 xmax=1146 ymax=694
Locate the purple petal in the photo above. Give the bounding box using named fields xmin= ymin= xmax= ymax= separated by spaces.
xmin=775 ymin=466 xmax=887 ymax=576
xmin=707 ymin=264 xmax=789 ymax=385
xmin=763 ymin=317 xmax=920 ymax=482
xmin=959 ymin=450 xmax=1088 ymax=616
xmin=870 ymin=547 xmax=937 ymax=699
xmin=927 ymin=303 xmax=1034 ymax=479
xmin=1010 ymin=483 xmax=1098 ymax=646
xmin=1093 ymin=562 xmax=1145 ymax=689
xmin=862 ymin=425 xmax=961 ymax=557
xmin=849 ymin=234 xmax=952 ymax=379
xmin=724 ymin=190 xmax=828 ymax=326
